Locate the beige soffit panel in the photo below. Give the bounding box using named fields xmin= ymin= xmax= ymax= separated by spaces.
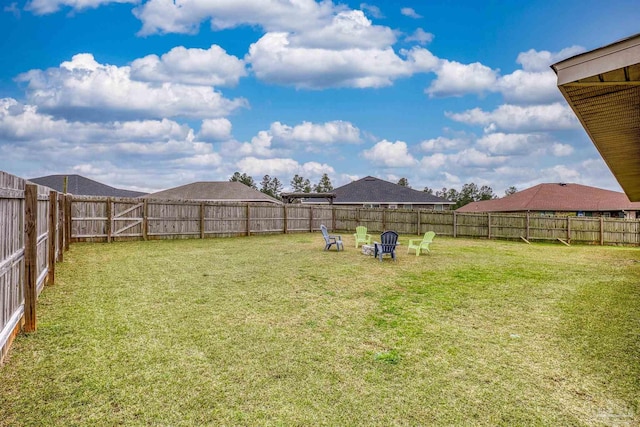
xmin=552 ymin=34 xmax=640 ymax=201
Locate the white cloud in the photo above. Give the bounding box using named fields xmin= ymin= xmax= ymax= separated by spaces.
xmin=550 ymin=142 xmax=574 ymax=157
xmin=362 ymin=140 xmax=417 ymax=167
xmin=4 ymin=2 xmax=20 ymax=17
xmin=420 ymin=153 xmax=447 ymax=169
xmin=420 ymin=136 xmax=470 ymax=152
xmin=0 ymin=98 xmax=193 ymax=143
xmin=290 ymin=10 xmax=396 ymax=50
xmin=173 ymin=153 xmax=223 ymax=167
xmin=540 ymin=164 xmax=582 ymax=182
xmin=236 ymin=156 xmax=334 ymax=178
xmin=0 ymin=97 xmax=240 ymax=193
xmin=25 ymin=0 xmax=135 ymax=15
xmin=246 ymin=32 xmax=412 ymax=89
xmin=199 ymin=118 xmax=232 ymax=141
xmin=360 ymin=3 xmax=384 ymax=19
xmin=405 ymin=28 xmax=434 ymax=45
xmin=427 ymin=59 xmax=498 ymax=97
xmin=517 ymin=46 xmax=585 ymax=72
xmin=400 ymin=7 xmax=422 ymax=19
xmin=476 ymin=132 xmax=548 ymax=156
xmin=220 ymin=119 xmax=361 ymax=157
xmin=130 ymin=45 xmax=247 ymax=87
xmin=270 ymin=120 xmax=361 ymax=145
xmin=404 ymin=47 xmax=439 ymax=72
xmin=496 ymin=69 xmax=561 ymax=104
xmin=133 ymin=0 xmax=336 ymax=35
xmin=221 ymin=131 xmax=278 ymax=158
xmin=446 ymin=103 xmax=579 ymax=132
xmin=452 ymin=148 xmax=508 ymax=168
xmin=17 ymin=53 xmax=248 ymax=121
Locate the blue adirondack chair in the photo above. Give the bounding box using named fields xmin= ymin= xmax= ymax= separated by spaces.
xmin=374 ymin=230 xmax=399 ymax=261
xmin=321 ymin=224 xmax=343 ymax=251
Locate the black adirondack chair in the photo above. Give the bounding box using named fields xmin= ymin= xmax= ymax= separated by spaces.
xmin=321 ymin=224 xmax=343 ymax=251
xmin=375 ymin=231 xmax=399 ymax=261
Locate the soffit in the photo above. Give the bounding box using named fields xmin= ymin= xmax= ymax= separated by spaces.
xmin=553 ymin=35 xmax=640 ymax=201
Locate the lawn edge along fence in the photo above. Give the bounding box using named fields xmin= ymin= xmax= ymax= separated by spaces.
xmin=0 ymin=171 xmax=68 ymax=365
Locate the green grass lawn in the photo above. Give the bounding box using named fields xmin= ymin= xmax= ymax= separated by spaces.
xmin=1 ymin=234 xmax=639 ymax=426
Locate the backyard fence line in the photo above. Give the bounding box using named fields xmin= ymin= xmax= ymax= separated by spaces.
xmin=0 ymin=171 xmax=67 ymax=365
xmin=69 ymin=196 xmax=640 ymax=247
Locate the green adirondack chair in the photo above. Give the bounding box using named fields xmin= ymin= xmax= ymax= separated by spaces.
xmin=407 ymin=231 xmax=435 ymax=256
xmin=353 ymin=226 xmax=372 ymax=248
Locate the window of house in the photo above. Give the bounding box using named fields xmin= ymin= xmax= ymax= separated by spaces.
xmin=402 ymin=204 xmax=413 ymax=209
xmin=363 ymin=203 xmax=380 ymax=208
xmin=388 ymin=204 xmax=398 ymax=209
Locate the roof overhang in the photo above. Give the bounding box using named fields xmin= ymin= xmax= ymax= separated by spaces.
xmin=552 ymin=34 xmax=640 ymax=201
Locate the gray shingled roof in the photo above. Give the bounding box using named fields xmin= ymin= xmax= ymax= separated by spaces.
xmin=333 ymin=176 xmax=453 ymax=205
xmin=143 ymin=181 xmax=281 ymax=203
xmin=29 ymin=174 xmax=147 ymax=197
xmin=457 ymin=183 xmax=640 ymax=213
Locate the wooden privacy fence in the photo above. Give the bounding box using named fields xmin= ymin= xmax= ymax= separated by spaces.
xmin=0 ymin=172 xmax=68 ymax=365
xmin=70 ymin=196 xmax=640 ymax=246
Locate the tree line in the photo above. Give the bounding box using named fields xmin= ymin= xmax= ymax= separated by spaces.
xmin=230 ymin=172 xmax=333 ymax=200
xmin=230 ymin=172 xmax=518 ymax=208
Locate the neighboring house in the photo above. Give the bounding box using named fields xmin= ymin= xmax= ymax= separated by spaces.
xmin=29 ymin=174 xmax=146 ymax=197
xmin=143 ymin=181 xmax=281 ymax=204
xmin=456 ymin=183 xmax=640 ymax=219
xmin=305 ymin=176 xmax=454 ymax=210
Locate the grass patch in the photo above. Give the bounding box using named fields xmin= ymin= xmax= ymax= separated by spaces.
xmin=1 ymin=235 xmax=639 ymax=425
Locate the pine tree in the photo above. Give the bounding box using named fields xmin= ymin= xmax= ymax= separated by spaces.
xmin=397 ymin=177 xmax=411 ymax=188
xmin=229 ymin=171 xmax=256 ymax=189
xmin=291 ymin=174 xmax=312 ymax=193
xmin=314 ymin=173 xmax=333 ymax=193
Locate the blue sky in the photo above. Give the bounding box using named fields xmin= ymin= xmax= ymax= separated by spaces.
xmin=1 ymin=0 xmax=639 ymax=194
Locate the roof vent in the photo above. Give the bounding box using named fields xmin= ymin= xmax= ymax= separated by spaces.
xmin=559 ymin=182 xmax=567 ymax=186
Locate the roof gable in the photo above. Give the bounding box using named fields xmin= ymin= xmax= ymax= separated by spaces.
xmin=144 ymin=181 xmax=280 ymax=203
xmin=29 ymin=174 xmax=146 ymax=197
xmin=457 ymin=183 xmax=640 ymax=213
xmin=334 ymin=176 xmax=453 ymax=204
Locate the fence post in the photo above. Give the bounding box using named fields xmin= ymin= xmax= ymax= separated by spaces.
xmin=246 ymin=204 xmax=251 ymax=236
xmin=567 ymin=216 xmax=571 ymax=242
xmin=600 ymin=216 xmax=604 ymax=245
xmin=200 ymin=202 xmax=205 ymax=239
xmin=283 ymin=205 xmax=288 ymax=234
xmin=487 ymin=213 xmax=492 ymax=239
xmin=47 ymin=190 xmax=57 ymax=286
xmin=526 ymin=212 xmax=530 ymax=240
xmin=57 ymin=194 xmax=64 ymax=262
xmin=64 ymin=195 xmax=72 ymax=249
xmin=24 ymin=183 xmax=38 ymax=332
xmin=332 ymin=206 xmax=336 ymax=231
xmin=382 ymin=209 xmax=386 ymax=231
xmin=309 ymin=206 xmax=313 ymax=232
xmin=106 ymin=197 xmax=112 ymax=243
xmin=453 ymin=211 xmax=457 ymax=238
xmin=142 ymin=199 xmax=148 ymax=241
xmin=416 ymin=210 xmax=421 ymax=235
